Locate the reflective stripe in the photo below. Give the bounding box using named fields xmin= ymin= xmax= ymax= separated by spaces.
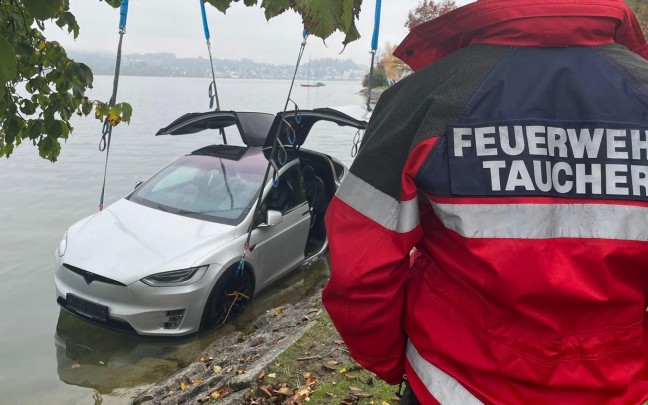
xmin=407 ymin=341 xmax=483 ymax=405
xmin=337 ymin=172 xmax=419 ymax=233
xmin=431 ymin=200 xmax=648 ymax=241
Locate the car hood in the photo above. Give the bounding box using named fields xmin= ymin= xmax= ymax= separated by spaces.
xmin=64 ymin=199 xmax=238 ymax=285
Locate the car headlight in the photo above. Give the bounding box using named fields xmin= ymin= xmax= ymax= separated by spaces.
xmin=141 ymin=266 xmax=209 ymax=287
xmin=58 ymin=231 xmax=67 ymax=257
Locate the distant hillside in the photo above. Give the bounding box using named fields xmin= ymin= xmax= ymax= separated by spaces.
xmin=70 ymin=52 xmax=367 ymax=81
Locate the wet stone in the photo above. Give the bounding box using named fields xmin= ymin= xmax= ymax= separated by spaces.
xmin=131 ymin=289 xmax=324 ymax=404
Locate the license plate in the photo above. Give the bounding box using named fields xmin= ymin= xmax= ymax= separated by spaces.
xmin=66 ymin=293 xmax=109 ymax=323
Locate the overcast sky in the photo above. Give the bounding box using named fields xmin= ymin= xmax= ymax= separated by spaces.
xmin=44 ymin=0 xmax=472 ymax=65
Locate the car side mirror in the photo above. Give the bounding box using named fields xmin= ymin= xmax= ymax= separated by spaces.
xmin=265 ymin=210 xmax=283 ymax=227
xmin=134 ymin=181 xmax=143 ymax=190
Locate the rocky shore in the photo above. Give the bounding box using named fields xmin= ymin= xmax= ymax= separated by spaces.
xmin=130 ymin=291 xmax=325 ymax=405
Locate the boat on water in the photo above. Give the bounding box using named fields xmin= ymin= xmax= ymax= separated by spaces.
xmin=301 ymin=56 xmax=324 ymax=87
xmin=301 ymin=81 xmax=325 ymax=88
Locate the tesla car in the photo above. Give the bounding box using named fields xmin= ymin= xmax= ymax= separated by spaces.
xmin=54 ymin=108 xmax=367 ymax=336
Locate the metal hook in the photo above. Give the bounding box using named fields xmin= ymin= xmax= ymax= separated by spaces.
xmin=351 ymin=129 xmax=362 ymax=157
xmin=99 ymin=120 xmax=111 ymax=151
xmin=281 ymin=117 xmax=297 ymax=146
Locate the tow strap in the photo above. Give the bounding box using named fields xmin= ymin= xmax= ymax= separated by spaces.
xmin=98 ymin=0 xmax=129 ymax=211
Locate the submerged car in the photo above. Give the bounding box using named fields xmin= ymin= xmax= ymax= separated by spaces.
xmin=54 ymin=108 xmax=367 ymax=336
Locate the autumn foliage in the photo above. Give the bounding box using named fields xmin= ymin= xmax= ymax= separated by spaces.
xmin=405 ymin=0 xmax=457 ymax=29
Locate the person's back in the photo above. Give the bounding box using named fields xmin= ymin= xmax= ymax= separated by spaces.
xmin=322 ymin=1 xmax=648 ymax=403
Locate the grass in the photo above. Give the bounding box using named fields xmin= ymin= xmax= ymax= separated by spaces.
xmin=245 ymin=313 xmax=400 ymax=404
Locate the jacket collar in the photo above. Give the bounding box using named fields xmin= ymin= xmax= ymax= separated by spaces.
xmin=394 ymin=0 xmax=648 ymax=71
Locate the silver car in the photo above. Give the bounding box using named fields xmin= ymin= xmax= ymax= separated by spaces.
xmin=54 ymin=108 xmax=367 ymax=336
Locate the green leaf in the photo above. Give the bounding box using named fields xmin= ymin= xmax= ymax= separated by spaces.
xmin=0 ymin=39 xmax=18 ymax=83
xmin=81 ymin=98 xmax=93 ymax=116
xmin=20 ymin=99 xmax=37 ymax=115
xmin=97 ymin=102 xmax=110 ymax=116
xmin=77 ymin=63 xmax=94 ymax=86
xmin=296 ymin=0 xmax=343 ymax=40
xmin=342 ymin=22 xmax=361 ymax=46
xmin=47 ymin=119 xmax=63 ymax=138
xmin=103 ymin=0 xmax=122 ymax=8
xmin=262 ymin=0 xmax=290 ymax=18
xmin=205 ymin=0 xmax=236 ymax=13
xmin=27 ymin=120 xmax=43 ymax=140
xmin=55 ymin=11 xmax=79 ymax=38
xmin=22 ymin=0 xmax=66 ymax=20
xmin=120 ymin=102 xmax=133 ymax=123
xmin=38 ymin=135 xmax=61 ymax=162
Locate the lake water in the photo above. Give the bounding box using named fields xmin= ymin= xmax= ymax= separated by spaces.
xmin=0 ymin=76 xmax=369 ymax=404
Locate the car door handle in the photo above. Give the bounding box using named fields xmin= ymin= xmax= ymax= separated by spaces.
xmin=302 ymin=210 xmax=310 ymax=216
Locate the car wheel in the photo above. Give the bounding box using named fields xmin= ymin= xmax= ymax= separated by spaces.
xmin=201 ymin=264 xmax=254 ymax=330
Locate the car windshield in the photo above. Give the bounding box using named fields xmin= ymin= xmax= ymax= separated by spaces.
xmin=128 ymin=151 xmax=267 ymax=224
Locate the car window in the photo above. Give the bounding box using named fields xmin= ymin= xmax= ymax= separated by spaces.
xmin=151 ymin=166 xmax=202 ymax=193
xmin=129 ymin=154 xmax=266 ymax=225
xmin=265 ymin=166 xmax=306 ymax=214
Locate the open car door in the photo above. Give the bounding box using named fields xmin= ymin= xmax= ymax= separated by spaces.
xmin=156 ymin=111 xmax=275 ymax=147
xmin=264 ymin=108 xmax=368 ymax=148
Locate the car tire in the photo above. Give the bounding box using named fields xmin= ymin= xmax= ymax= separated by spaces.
xmin=201 ymin=264 xmax=254 ymax=330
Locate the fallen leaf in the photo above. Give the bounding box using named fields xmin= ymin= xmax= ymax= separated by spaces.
xmin=303 ymin=372 xmax=311 ymax=379
xmin=213 ymin=365 xmax=222 ymax=373
xmin=267 ymin=372 xmax=277 ymax=378
xmin=274 ymin=386 xmax=294 ymax=397
xmin=258 ymin=370 xmax=267 ymax=380
xmin=326 ymin=392 xmax=337 ymax=398
xmin=259 ymin=385 xmax=273 ymax=397
xmin=381 ymin=402 xmax=390 ymax=405
xmin=199 ymin=356 xmax=206 ymax=362
xmin=71 ymin=364 xmax=80 ymax=369
xmin=339 ymin=368 xmax=347 ymax=374
xmin=211 ymin=391 xmax=220 ymax=399
xmin=327 ymin=360 xmax=339 ymax=366
xmin=274 ymin=308 xmax=283 ymax=316
xmin=192 ymin=377 xmax=203 ymax=384
xmin=307 ymin=308 xmax=319 ymax=314
xmin=306 ymin=377 xmax=319 ymax=386
xmin=180 ymin=382 xmax=189 ymax=390
xmin=225 ymin=366 xmax=233 ymax=374
xmin=237 ymin=368 xmax=246 ymax=375
xmin=349 ymin=387 xmax=363 ymax=393
xmin=295 ymin=387 xmax=311 ymax=397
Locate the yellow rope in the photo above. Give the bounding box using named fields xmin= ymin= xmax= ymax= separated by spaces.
xmin=217 ymin=291 xmax=250 ymax=327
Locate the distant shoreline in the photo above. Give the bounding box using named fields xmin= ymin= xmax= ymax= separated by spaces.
xmin=92 ymin=74 xmax=363 ymax=82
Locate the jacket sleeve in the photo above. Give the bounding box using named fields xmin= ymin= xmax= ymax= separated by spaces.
xmin=322 ymin=137 xmax=434 ymax=384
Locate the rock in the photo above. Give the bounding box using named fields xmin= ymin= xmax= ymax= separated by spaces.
xmin=131 ymin=288 xmax=325 ymax=405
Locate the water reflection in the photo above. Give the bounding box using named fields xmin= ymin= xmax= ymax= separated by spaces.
xmin=54 ymin=256 xmax=330 ymax=396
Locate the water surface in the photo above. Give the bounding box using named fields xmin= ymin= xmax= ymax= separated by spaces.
xmin=0 ymin=76 xmax=367 ymax=404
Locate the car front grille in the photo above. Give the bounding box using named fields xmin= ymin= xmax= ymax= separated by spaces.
xmin=63 ymin=264 xmax=127 ymax=287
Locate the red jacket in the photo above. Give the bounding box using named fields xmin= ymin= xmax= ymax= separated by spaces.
xmin=323 ymin=1 xmax=648 ymax=403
